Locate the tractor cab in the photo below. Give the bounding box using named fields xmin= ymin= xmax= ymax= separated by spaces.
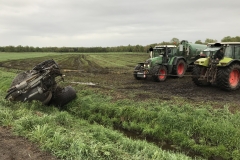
xmin=151 ymin=45 xmax=177 ymax=64
xmin=153 ymin=45 xmax=177 ymax=57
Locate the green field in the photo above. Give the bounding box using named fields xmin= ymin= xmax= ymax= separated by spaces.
xmin=1 ymin=52 xmax=240 ymax=160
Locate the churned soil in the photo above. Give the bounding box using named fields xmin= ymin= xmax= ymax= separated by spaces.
xmin=0 ymin=127 xmax=58 ymax=160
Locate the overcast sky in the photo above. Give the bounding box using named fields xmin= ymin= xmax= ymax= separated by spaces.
xmin=0 ymin=0 xmax=240 ymax=47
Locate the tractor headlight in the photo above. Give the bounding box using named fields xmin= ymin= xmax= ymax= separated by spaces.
xmin=194 ymin=61 xmax=199 ymax=65
xmin=144 ymin=60 xmax=151 ymax=68
xmin=144 ymin=63 xmax=150 ymax=68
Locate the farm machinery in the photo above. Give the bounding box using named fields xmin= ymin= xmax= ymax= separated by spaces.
xmin=192 ymin=42 xmax=240 ymax=91
xmin=133 ymin=40 xmax=207 ymax=81
xmin=5 ymin=59 xmax=76 ymax=108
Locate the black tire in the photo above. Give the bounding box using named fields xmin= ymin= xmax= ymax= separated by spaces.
xmin=133 ymin=64 xmax=143 ymax=80
xmin=172 ymin=59 xmax=187 ymax=78
xmin=50 ymin=86 xmax=77 ymax=108
xmin=192 ymin=65 xmax=210 ymax=86
xmin=10 ymin=71 xmax=32 ymax=87
xmin=152 ymin=65 xmax=167 ymax=82
xmin=216 ymin=64 xmax=240 ymax=91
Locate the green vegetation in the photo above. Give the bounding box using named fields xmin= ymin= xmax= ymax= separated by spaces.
xmin=0 ymin=70 xmax=192 ymax=160
xmin=64 ymin=86 xmax=240 ymax=160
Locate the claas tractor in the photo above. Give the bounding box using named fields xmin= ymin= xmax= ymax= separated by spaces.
xmin=5 ymin=59 xmax=77 ymax=108
xmin=192 ymin=42 xmax=240 ymax=91
xmin=133 ymin=40 xmax=207 ymax=81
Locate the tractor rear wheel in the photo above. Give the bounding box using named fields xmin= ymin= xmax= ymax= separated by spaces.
xmin=152 ymin=65 xmax=167 ymax=82
xmin=192 ymin=65 xmax=210 ymax=86
xmin=216 ymin=64 xmax=240 ymax=91
xmin=173 ymin=59 xmax=187 ymax=78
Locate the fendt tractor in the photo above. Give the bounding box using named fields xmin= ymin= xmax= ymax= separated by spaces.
xmin=133 ymin=40 xmax=207 ymax=81
xmin=192 ymin=42 xmax=240 ymax=91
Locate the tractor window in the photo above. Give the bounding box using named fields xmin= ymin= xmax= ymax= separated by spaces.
xmin=224 ymin=46 xmax=233 ymax=58
xmin=234 ymin=46 xmax=240 ymax=59
xmin=153 ymin=49 xmax=164 ymax=57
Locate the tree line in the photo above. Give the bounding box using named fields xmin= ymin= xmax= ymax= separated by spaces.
xmin=0 ymin=36 xmax=239 ymax=53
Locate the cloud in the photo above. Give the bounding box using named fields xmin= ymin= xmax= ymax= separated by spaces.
xmin=0 ymin=0 xmax=239 ymax=47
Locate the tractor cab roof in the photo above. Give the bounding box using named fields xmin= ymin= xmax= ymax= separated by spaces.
xmin=208 ymin=42 xmax=240 ymax=47
xmin=203 ymin=47 xmax=221 ymax=52
xmin=154 ymin=45 xmax=177 ymax=49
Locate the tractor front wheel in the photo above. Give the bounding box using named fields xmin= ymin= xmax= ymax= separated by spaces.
xmin=192 ymin=65 xmax=210 ymax=86
xmin=152 ymin=65 xmax=167 ymax=82
xmin=216 ymin=64 xmax=240 ymax=91
xmin=173 ymin=59 xmax=187 ymax=78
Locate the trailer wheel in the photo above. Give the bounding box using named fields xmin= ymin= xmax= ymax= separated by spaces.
xmin=216 ymin=64 xmax=240 ymax=91
xmin=192 ymin=65 xmax=210 ymax=86
xmin=152 ymin=65 xmax=167 ymax=82
xmin=133 ymin=64 xmax=145 ymax=80
xmin=50 ymin=86 xmax=77 ymax=108
xmin=173 ymin=59 xmax=187 ymax=78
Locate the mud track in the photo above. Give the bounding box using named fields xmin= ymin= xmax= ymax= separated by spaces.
xmin=76 ymin=71 xmax=240 ymax=112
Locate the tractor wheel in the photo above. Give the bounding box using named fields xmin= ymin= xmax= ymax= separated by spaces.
xmin=152 ymin=65 xmax=167 ymax=82
xmin=192 ymin=65 xmax=210 ymax=86
xmin=10 ymin=71 xmax=32 ymax=87
xmin=173 ymin=59 xmax=187 ymax=78
xmin=50 ymin=86 xmax=77 ymax=108
xmin=216 ymin=64 xmax=240 ymax=91
xmin=133 ymin=64 xmax=143 ymax=80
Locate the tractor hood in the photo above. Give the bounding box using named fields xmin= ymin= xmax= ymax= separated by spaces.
xmin=148 ymin=56 xmax=163 ymax=66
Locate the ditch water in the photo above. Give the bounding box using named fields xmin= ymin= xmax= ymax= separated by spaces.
xmin=116 ymin=127 xmax=224 ymax=160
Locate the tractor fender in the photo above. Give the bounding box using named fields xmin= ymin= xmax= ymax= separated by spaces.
xmin=221 ymin=59 xmax=240 ymax=67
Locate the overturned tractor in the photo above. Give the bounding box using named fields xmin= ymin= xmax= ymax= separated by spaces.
xmin=5 ymin=59 xmax=76 ymax=108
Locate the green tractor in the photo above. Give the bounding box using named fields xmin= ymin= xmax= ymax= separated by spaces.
xmin=192 ymin=42 xmax=240 ymax=91
xmin=134 ymin=40 xmax=207 ymax=81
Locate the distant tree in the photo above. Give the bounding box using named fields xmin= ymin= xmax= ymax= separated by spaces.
xmin=221 ymin=36 xmax=240 ymax=42
xmin=195 ymin=40 xmax=203 ymax=44
xmin=205 ymin=38 xmax=217 ymax=44
xmin=170 ymin=38 xmax=180 ymax=45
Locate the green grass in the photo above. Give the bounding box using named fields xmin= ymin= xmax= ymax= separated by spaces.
xmin=0 ymin=52 xmax=63 ymax=62
xmin=0 ymin=68 xmax=193 ymax=160
xmin=64 ymin=87 xmax=240 ymax=159
xmin=0 ymin=52 xmax=148 ymax=73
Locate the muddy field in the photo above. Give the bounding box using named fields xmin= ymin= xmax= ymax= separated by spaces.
xmin=1 ymin=54 xmax=240 ymax=159
xmin=61 ymin=62 xmax=240 ymax=111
